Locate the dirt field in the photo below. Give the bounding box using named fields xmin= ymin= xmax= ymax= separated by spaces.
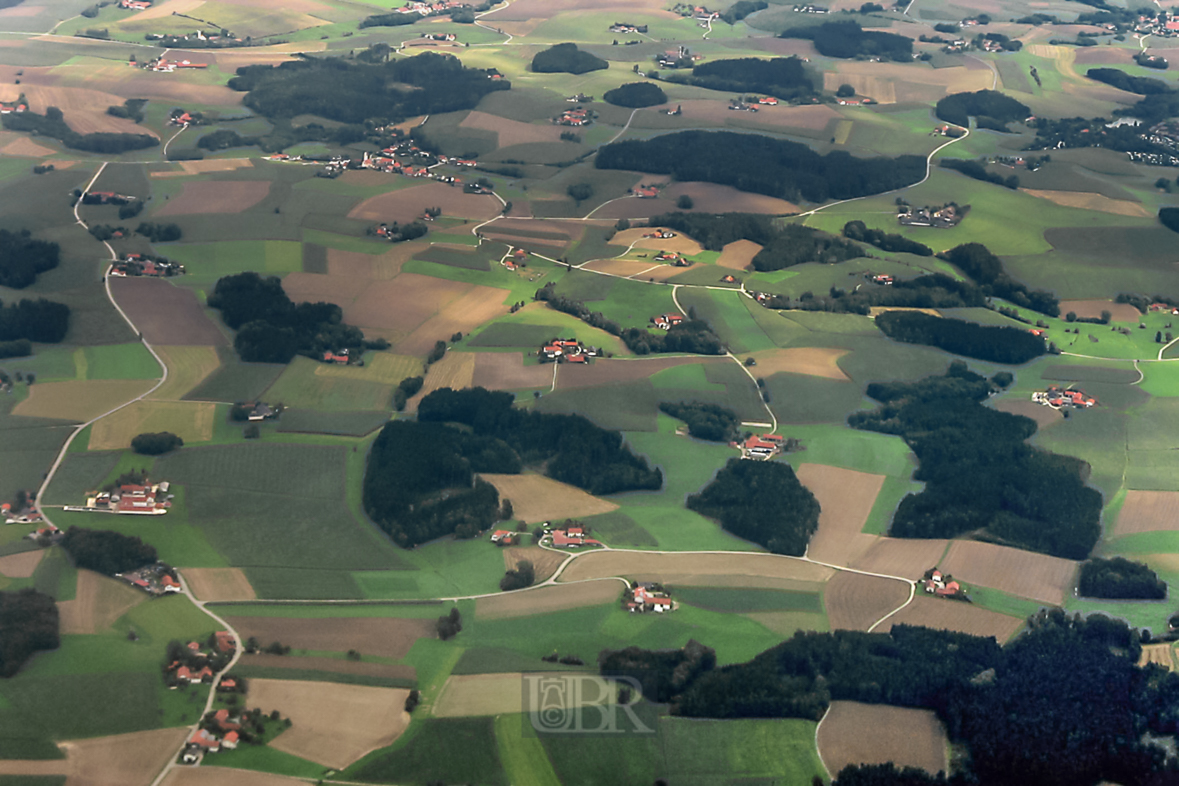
xmin=249 ymin=678 xmax=411 ymax=770
xmin=154 ymin=181 xmax=270 ymax=216
xmin=181 ymin=567 xmax=257 ymax=601
xmin=475 ymin=579 xmax=621 ymax=620
xmin=559 ymin=551 xmax=835 ymax=587
xmin=876 ymin=595 xmax=1023 ymax=642
xmin=88 ymin=400 xmax=215 ymax=450
xmin=460 ymin=110 xmax=564 ymax=146
xmin=471 ymin=352 xmax=553 ymax=390
xmin=109 ymin=277 xmax=228 ymax=346
xmin=798 ymin=465 xmax=885 ymax=567
xmin=1114 ymin=490 xmax=1179 ymax=537
xmin=818 ymin=701 xmax=947 ymax=777
xmin=162 ymin=768 xmax=309 ymax=786
xmin=556 ymin=356 xmax=725 ymax=390
xmin=992 ymin=398 xmax=1063 ymax=429
xmin=491 ymin=0 xmax=676 ymax=19
xmin=239 ymin=653 xmax=417 ymax=682
xmin=223 ymin=615 xmax=435 ymax=659
xmin=326 ymin=244 xmax=420 ymax=280
xmin=0 ymin=136 xmax=54 ymax=157
xmin=57 ymin=569 xmax=146 ymax=635
xmin=626 ymin=182 xmax=801 ymax=218
xmin=12 ymin=726 xmax=190 ymax=786
xmin=1139 ymin=643 xmax=1175 ymax=670
xmin=613 ymin=227 xmax=706 ymax=256
xmin=851 ymin=538 xmax=950 ymax=578
xmin=397 ymin=285 xmax=510 ymax=356
xmin=481 ymin=473 xmax=619 ymax=524
xmin=824 ymin=61 xmax=992 ymax=104
xmin=1058 ymin=299 xmax=1142 ymax=321
xmin=824 ymin=571 xmax=911 ymax=631
xmin=1023 ymin=189 xmax=1150 ymax=217
xmin=13 ymin=379 xmax=154 ymax=422
xmin=349 ymin=182 xmax=502 ymax=223
xmin=408 ymin=350 xmax=477 ymax=411
xmin=178 ymin=158 xmax=254 ymax=174
xmin=502 ymin=546 xmax=566 ymax=583
xmin=938 ymin=541 xmax=1077 ymax=605
xmin=717 ymin=239 xmax=763 ymax=270
xmin=580 ymin=257 xmax=688 ymax=281
xmin=150 ymin=345 xmax=222 ymax=401
xmin=0 ymin=549 xmax=43 ymax=578
xmin=750 ymin=347 xmax=850 ymax=380
xmin=124 ymin=0 xmax=202 ymax=19
xmin=21 ymin=85 xmax=157 ymax=136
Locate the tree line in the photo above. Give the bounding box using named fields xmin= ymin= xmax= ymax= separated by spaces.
xmin=0 ymin=229 xmax=59 ymax=289
xmin=940 ymin=158 xmax=1019 ymax=190
xmin=1087 ymin=67 xmax=1171 ymax=95
xmin=874 ymin=311 xmax=1047 ymax=365
xmin=779 ymin=20 xmax=913 ymax=61
xmin=848 ymin=363 xmax=1102 ymax=559
xmin=763 ymin=272 xmax=989 ymax=315
xmin=0 ymin=588 xmax=59 ymax=678
xmin=0 ymin=298 xmax=70 ymax=344
xmin=603 ymin=82 xmax=667 ymax=108
xmin=60 ymin=527 xmax=158 ymax=576
xmin=935 ymin=90 xmax=1030 ymax=131
xmin=842 ymin=220 xmax=932 ymax=256
xmin=686 ymin=458 xmax=820 ymax=555
xmin=2 ymin=106 xmax=158 ymax=153
xmin=1079 ymin=556 xmax=1167 ymax=600
xmin=939 ymin=242 xmax=1060 ymax=316
xmin=595 ymin=130 xmax=925 ymax=203
xmin=659 ymin=401 xmax=739 ymax=441
xmin=665 ymin=56 xmax=816 ymax=102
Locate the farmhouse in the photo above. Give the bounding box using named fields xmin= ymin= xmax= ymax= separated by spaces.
xmin=635 ymin=186 xmax=660 ymax=198
xmin=898 ymin=204 xmax=962 ymax=229
xmin=1149 ymin=303 xmax=1179 ymax=315
xmin=554 ymin=107 xmax=592 ymax=127
xmin=119 ymin=562 xmax=182 ymax=595
xmin=720 ymin=274 xmax=738 ymax=283
xmin=82 ymin=191 xmax=134 ymax=206
xmin=110 ymin=254 xmax=184 ymax=278
xmin=741 ymin=433 xmax=784 ymax=459
xmin=322 ymin=348 xmax=351 ymax=365
xmin=119 ymin=0 xmax=152 ymax=8
xmin=627 ymin=581 xmax=674 ymax=612
xmin=610 ymin=22 xmax=648 ymax=33
xmin=922 ymin=568 xmax=966 ymax=599
xmin=247 ymin=402 xmax=277 ymax=421
xmin=869 ymin=274 xmax=894 ymax=286
xmin=651 ymin=313 xmax=685 ymax=330
xmin=644 ymin=229 xmax=676 ymax=239
xmin=490 ymin=529 xmax=516 ymax=546
xmin=1033 ymin=386 xmax=1097 ymax=409
xmin=539 ymin=338 xmax=597 ymax=363
xmin=73 ymin=480 xmax=171 ymax=516
xmin=0 ymin=101 xmax=26 ymax=115
xmin=549 ymin=523 xmax=602 ymax=548
xmin=757 ymin=96 xmax=779 ymax=106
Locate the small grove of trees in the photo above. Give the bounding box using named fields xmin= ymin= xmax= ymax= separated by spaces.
xmin=1160 ymin=206 xmax=1179 ymax=234
xmin=0 ymin=588 xmax=60 ymax=678
xmin=668 ymin=56 xmax=815 ymax=102
xmin=1 ymin=106 xmax=157 ymax=154
xmin=934 ymin=89 xmax=1030 ymax=132
xmin=603 ymin=82 xmax=668 ymax=108
xmin=567 ymin=182 xmax=594 ymax=204
xmin=939 ymin=242 xmax=1059 ymax=316
xmin=436 ymin=606 xmax=462 ymax=640
xmin=940 ymin=158 xmax=1019 ymax=190
xmin=130 ymin=431 xmax=184 ymax=455
xmin=135 ymin=222 xmax=182 ymax=243
xmin=1078 ymin=557 xmax=1167 ymax=600
xmin=500 ymin=559 xmax=535 ymax=591
xmin=874 ymin=311 xmax=1047 ymax=365
xmin=841 ymin=220 xmax=931 ymax=256
xmin=779 ymin=20 xmax=912 ymax=62
xmin=392 ymin=375 xmax=424 ymax=411
xmin=60 ymin=527 xmax=158 ymax=576
xmin=658 ymin=401 xmax=739 ymax=442
xmin=0 ymin=338 xmax=32 ymax=359
xmin=531 ymin=43 xmax=608 ymax=74
xmin=0 ymin=229 xmax=60 ymax=289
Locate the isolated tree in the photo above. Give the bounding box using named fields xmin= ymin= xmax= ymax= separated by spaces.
xmin=567 ymin=182 xmax=594 ymax=204
xmin=500 ymin=498 xmax=514 ymax=520
xmin=676 ymin=194 xmax=694 ymax=210
xmin=836 ymin=83 xmax=856 ymax=97
xmin=244 ymin=424 xmax=260 ymax=439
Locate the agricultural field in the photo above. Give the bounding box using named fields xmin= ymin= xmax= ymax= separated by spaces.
xmin=818 ymin=702 xmax=949 ymax=777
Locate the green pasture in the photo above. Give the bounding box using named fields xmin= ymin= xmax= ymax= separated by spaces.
xmin=262 ymin=357 xmax=396 ymax=411
xmin=671 ymin=586 xmax=824 ymax=614
xmin=184 ymin=349 xmax=286 ymax=403
xmin=275 ymin=409 xmax=390 ymax=436
xmin=401 ymin=257 xmax=559 ymax=304
xmin=347 ymin=717 xmax=507 ymax=786
xmin=355 ymin=537 xmax=506 ymax=600
xmin=466 ymin=307 xmax=627 ymax=356
xmin=77 ymin=343 xmax=159 ymax=380
xmin=781 ymin=423 xmax=916 ymax=478
xmin=164 ymin=240 xmax=302 ymax=288
xmin=494 ymin=714 xmax=562 ymax=786
xmin=204 ymin=744 xmax=326 ymax=779
xmin=677 ymin=288 xmax=777 ymax=354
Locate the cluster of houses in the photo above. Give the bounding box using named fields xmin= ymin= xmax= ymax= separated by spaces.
xmin=553 ymin=106 xmax=592 ymax=127
xmin=609 ymin=22 xmax=648 ymax=33
xmin=739 ymin=433 xmax=785 ymax=459
xmin=869 ymin=273 xmax=894 ymax=286
xmin=626 ymin=582 xmax=674 ymax=613
xmin=566 ymin=93 xmax=593 ymax=103
xmin=504 ymin=248 xmax=529 ymax=271
xmin=67 ymin=481 xmax=172 ymax=516
xmin=140 ymin=56 xmax=208 ymax=72
xmin=1133 ymin=13 xmax=1179 ymax=38
xmin=836 ymin=96 xmax=876 ymax=107
xmin=3 ymin=495 xmax=40 ymax=525
xmin=1149 ymin=302 xmax=1179 ymax=315
xmin=168 ymin=632 xmax=237 ymax=687
xmin=321 ymin=348 xmax=353 ymax=365
xmin=118 ymin=562 xmax=182 ymax=596
xmin=898 ymin=204 xmax=961 ymax=228
xmin=792 ymin=4 xmax=828 ymax=12
xmin=656 ymin=45 xmax=703 ymax=69
xmin=490 ymin=529 xmax=519 ymax=546
xmin=539 ymin=338 xmax=598 ymax=364
xmin=644 ymin=229 xmax=676 ymax=239
xmin=0 ymin=100 xmax=27 ymax=115
xmin=922 ymin=568 xmax=966 ymax=599
xmin=1128 ymin=149 xmax=1179 ymax=168
xmin=634 ymin=185 xmax=661 ymax=199
xmin=1033 ymin=386 xmax=1097 ymax=410
xmin=23 ymin=523 xmax=58 ymax=544
xmin=729 ymin=100 xmax=761 ymax=113
xmin=110 ymin=254 xmax=184 ymax=278
xmin=82 ymin=191 xmax=135 ymax=206
xmin=654 ymin=250 xmax=690 ymax=266
xmin=421 ymin=32 xmax=457 ymax=42
xmin=391 ymin=0 xmax=472 ymax=15
xmin=169 ymin=111 xmax=199 ymax=127
xmin=651 ymin=313 xmax=685 ymax=330
xmin=547 ymin=521 xmax=602 ymax=549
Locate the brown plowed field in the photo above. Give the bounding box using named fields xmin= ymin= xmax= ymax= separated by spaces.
xmin=559 ymin=550 xmax=835 ymax=585
xmin=475 ymin=579 xmax=621 ymax=620
xmin=108 ymin=277 xmax=228 ymax=346
xmin=397 ymin=285 xmax=510 ymax=356
xmin=718 ymin=239 xmax=762 ymax=270
xmin=51 ymin=726 xmax=190 ymax=786
xmin=1026 ymin=191 xmax=1150 ymax=217
xmin=798 ymin=464 xmax=884 ymax=567
xmin=349 ymin=182 xmax=502 ymax=223
xmin=162 ymin=767 xmax=309 ymax=786
xmin=0 ymin=549 xmax=43 ymax=578
xmin=1114 ymin=490 xmax=1179 ymax=537
xmin=239 ymin=653 xmax=417 ymax=681
xmin=992 ymin=398 xmax=1063 ymax=429
xmin=0 ymin=136 xmax=54 ymax=157
xmin=1058 ymin=299 xmax=1142 ymax=321
xmin=460 ymin=111 xmax=564 ymax=146
xmin=876 ymin=595 xmax=1023 ymax=641
xmin=181 ymin=567 xmax=256 ymax=601
xmin=154 ymin=181 xmax=270 ymax=216
xmin=581 ymin=257 xmax=687 ymax=281
xmin=21 ymin=85 xmax=157 ymax=136
xmin=472 ymin=352 xmax=553 ymax=390
xmin=613 ymin=227 xmax=705 ymax=255
xmin=502 ymin=546 xmax=567 ymax=583
xmin=249 ymin=678 xmax=411 ymax=770
xmin=408 ymin=351 xmax=477 ymax=411
xmin=824 ymin=61 xmax=992 ymax=103
xmin=326 ymin=244 xmax=423 ymax=280
xmin=665 ymin=182 xmax=800 ymax=216
xmin=481 ymin=473 xmax=619 ymax=524
xmin=57 ymin=569 xmax=146 ymax=635
xmin=851 ymin=538 xmax=950 ymax=578
xmin=555 ymin=356 xmax=725 ymax=390
xmin=13 ymin=379 xmax=154 ymax=422
xmin=938 ymin=541 xmax=1077 ymax=605
xmin=824 ymin=571 xmax=910 ymax=631
xmin=750 ymin=348 xmax=850 ymax=380
xmin=818 ymin=701 xmax=947 ymax=777
xmin=223 ymin=615 xmax=435 ymax=659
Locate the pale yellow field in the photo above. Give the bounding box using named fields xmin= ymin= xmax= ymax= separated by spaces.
xmin=162 ymin=768 xmax=310 ymax=786
xmin=749 ymin=347 xmax=850 ymax=380
xmin=0 ymin=136 xmax=54 ymax=157
xmin=87 ymin=400 xmax=215 ymax=451
xmin=178 ymin=158 xmax=254 ymax=174
xmin=314 ymin=352 xmax=422 ymax=385
xmin=57 ymin=569 xmax=146 ymax=635
xmin=1023 ymin=189 xmax=1151 ymax=217
xmin=1139 ymin=643 xmax=1174 ymax=670
xmin=407 ymin=351 xmax=477 ymax=412
xmin=181 ymin=567 xmax=257 ymax=601
xmin=559 ymin=551 xmax=835 ymax=586
xmin=475 ymin=579 xmax=620 ymax=620
xmin=0 ymin=549 xmax=43 ymax=578
xmin=868 ymin=307 xmax=941 ymax=317
xmin=13 ymin=379 xmax=155 ymax=422
xmin=149 ymin=345 xmax=222 ymax=401
xmin=481 ymin=473 xmax=619 ymax=523
xmin=433 ymin=671 xmax=607 ymax=717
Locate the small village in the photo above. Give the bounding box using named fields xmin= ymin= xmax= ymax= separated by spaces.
xmin=118 ymin=561 xmax=182 ymax=596
xmin=66 ymin=480 xmax=172 ymax=516
xmin=897 ymin=203 xmax=962 ymax=228
xmin=654 ymin=250 xmax=691 ymax=266
xmin=538 ymin=338 xmax=598 ymax=364
xmin=921 ymin=568 xmax=967 ymax=600
xmin=109 ymin=253 xmax=185 ymax=278
xmin=552 ymin=106 xmax=592 ymax=127
xmin=139 ymin=55 xmax=208 ymax=73
xmin=626 ymin=581 xmax=674 ymax=613
xmin=1033 ymin=386 xmax=1097 ymax=410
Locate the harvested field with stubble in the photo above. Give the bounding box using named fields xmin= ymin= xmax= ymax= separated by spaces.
xmin=55 ymin=727 xmax=189 ymax=786
xmin=824 ymin=572 xmax=911 ymax=631
xmin=824 ymin=61 xmax=992 ymax=103
xmin=178 ymin=158 xmax=253 ymax=174
xmin=1058 ymin=299 xmax=1143 ymax=321
xmin=556 ymin=356 xmax=725 ymax=390
xmin=581 ymin=257 xmax=687 ymax=281
xmin=750 ymin=348 xmax=849 ymax=380
xmin=559 ymin=551 xmax=835 ymax=587
xmin=154 ymin=180 xmax=270 ymax=216
xmin=1024 ymin=190 xmax=1151 ymax=218
xmin=938 ymin=541 xmax=1077 ymax=605
xmin=797 ymin=464 xmax=884 ymax=567
xmin=481 ymin=474 xmax=619 ymax=523
xmin=109 ymin=278 xmax=228 ymax=346
xmin=150 ymin=346 xmax=222 ymax=401
xmin=1114 ymin=490 xmax=1179 ymax=537
xmin=472 ymin=352 xmax=553 ymax=390
xmin=613 ymin=227 xmax=706 ymax=256
xmin=248 ymin=678 xmax=411 ymax=770
xmin=238 ymin=653 xmax=417 ymax=682
xmin=475 ymin=579 xmax=620 ymax=620
xmin=818 ymin=701 xmax=948 ymax=777
xmin=1139 ymin=643 xmax=1174 ymax=670
xmin=326 ymin=245 xmax=419 ymax=280
xmin=181 ymin=567 xmax=256 ymax=601
xmin=718 ymin=239 xmax=763 ymax=270
xmin=992 ymin=398 xmax=1063 ymax=429
xmin=409 ymin=351 xmax=476 ymax=411
xmin=876 ymin=595 xmax=1023 ymax=641
xmin=349 ymin=182 xmax=501 ymax=223
xmin=87 ymin=400 xmax=215 ymax=450
xmin=0 ymin=549 xmax=43 ymax=577
xmin=57 ymin=569 xmax=146 ymax=635
xmin=434 ymin=671 xmax=598 ymax=717
xmin=502 ymin=546 xmax=566 ymax=583
xmin=223 ymin=616 xmax=435 ymax=659
xmin=21 ymin=85 xmax=157 ymax=136
xmin=398 ymin=286 xmax=510 ymax=356
xmin=13 ymin=379 xmax=154 ymax=422
xmin=460 ymin=111 xmax=564 ymax=146
xmin=851 ymin=538 xmax=950 ymax=578
xmin=0 ymin=136 xmax=54 ymax=157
